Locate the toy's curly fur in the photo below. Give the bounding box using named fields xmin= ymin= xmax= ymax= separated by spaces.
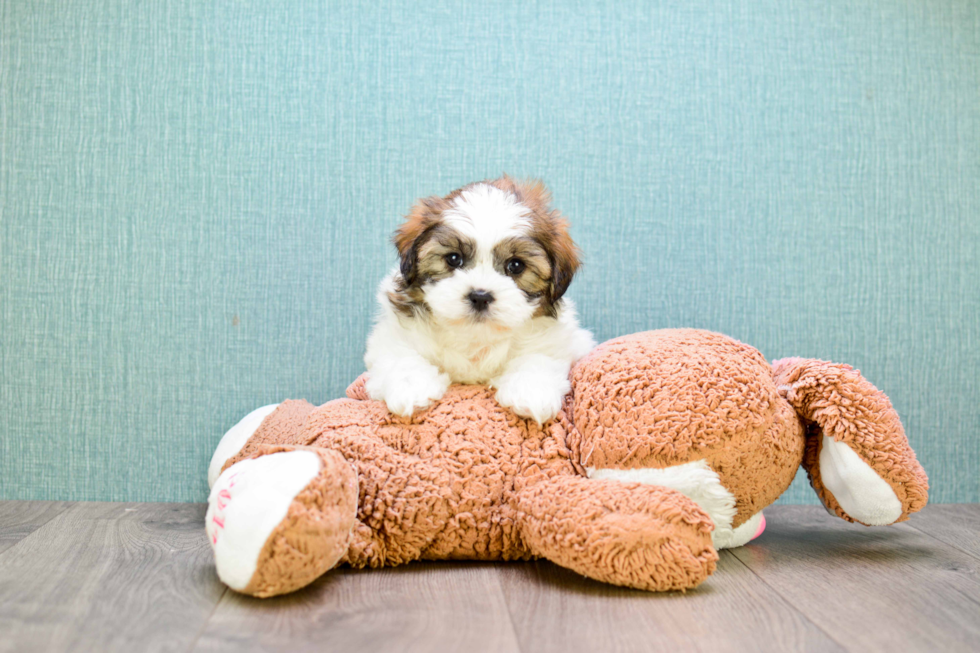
xmin=208 ymin=329 xmax=928 ymax=597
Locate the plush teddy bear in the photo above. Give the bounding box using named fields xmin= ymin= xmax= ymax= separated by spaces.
xmin=205 ymin=329 xmax=928 ymax=597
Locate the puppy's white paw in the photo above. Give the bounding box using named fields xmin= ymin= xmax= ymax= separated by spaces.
xmin=366 ymin=362 xmax=451 ymax=417
xmin=495 ymin=370 xmax=570 ymax=425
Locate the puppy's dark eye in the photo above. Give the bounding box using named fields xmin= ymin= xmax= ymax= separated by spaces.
xmin=445 ymin=252 xmax=464 ymax=268
xmin=505 ymin=258 xmax=525 ymax=275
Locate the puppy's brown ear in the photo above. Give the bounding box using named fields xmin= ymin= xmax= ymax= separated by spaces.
xmin=502 ymin=176 xmax=581 ymax=304
xmin=394 ymin=196 xmax=445 ymax=285
xmin=545 ymin=214 xmax=580 ymax=303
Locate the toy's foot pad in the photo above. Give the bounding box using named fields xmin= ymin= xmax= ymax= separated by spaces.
xmin=206 ymin=448 xmax=358 ymax=597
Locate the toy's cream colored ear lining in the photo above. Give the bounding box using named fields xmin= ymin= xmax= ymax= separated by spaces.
xmin=817 ymin=435 xmax=903 ymax=526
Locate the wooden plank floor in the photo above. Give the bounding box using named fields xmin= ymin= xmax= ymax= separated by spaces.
xmin=0 ymin=503 xmax=977 ymax=653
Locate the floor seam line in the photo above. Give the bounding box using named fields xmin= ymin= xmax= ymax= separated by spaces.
xmin=186 ymin=586 xmax=229 ymax=652
xmin=0 ymin=501 xmax=80 ymax=561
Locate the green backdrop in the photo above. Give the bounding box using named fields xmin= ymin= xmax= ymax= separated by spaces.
xmin=2 ymin=1 xmax=978 ymax=504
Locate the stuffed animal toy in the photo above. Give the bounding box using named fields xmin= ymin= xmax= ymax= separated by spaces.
xmin=205 ymin=329 xmax=927 ymax=597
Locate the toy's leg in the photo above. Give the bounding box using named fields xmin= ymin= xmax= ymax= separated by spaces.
xmin=517 ymin=475 xmax=718 ymax=591
xmin=311 ymin=429 xmax=459 ymax=569
xmin=588 ymin=461 xmax=767 ymax=550
xmin=206 ymin=445 xmax=358 ymax=598
xmin=208 ymin=404 xmax=279 ymax=488
xmin=588 ymin=460 xmax=738 ymax=546
xmin=208 ymin=400 xmax=319 ymax=488
xmin=773 ymin=358 xmax=928 ymax=526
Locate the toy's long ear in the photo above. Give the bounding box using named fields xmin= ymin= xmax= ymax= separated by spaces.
xmin=393 ymin=196 xmax=445 ymax=285
xmin=773 ymin=358 xmax=928 ymax=526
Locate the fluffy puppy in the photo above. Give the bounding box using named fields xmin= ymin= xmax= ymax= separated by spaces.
xmin=365 ymin=176 xmax=596 ymax=424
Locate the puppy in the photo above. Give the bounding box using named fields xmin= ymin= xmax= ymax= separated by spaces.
xmin=364 ymin=176 xmax=596 ymax=424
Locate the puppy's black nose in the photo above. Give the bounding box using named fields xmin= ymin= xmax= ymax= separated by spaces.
xmin=467 ymin=289 xmax=495 ymax=312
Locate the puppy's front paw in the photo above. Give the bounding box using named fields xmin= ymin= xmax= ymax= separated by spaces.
xmin=366 ymin=362 xmax=451 ymax=417
xmin=495 ymin=372 xmax=570 ymax=425
xmin=384 ymin=379 xmax=450 ymax=417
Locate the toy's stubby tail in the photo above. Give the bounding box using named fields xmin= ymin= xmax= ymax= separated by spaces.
xmin=772 ymin=358 xmax=928 ymax=526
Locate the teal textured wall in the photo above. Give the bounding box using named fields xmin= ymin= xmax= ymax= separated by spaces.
xmin=1 ymin=1 xmax=978 ymax=504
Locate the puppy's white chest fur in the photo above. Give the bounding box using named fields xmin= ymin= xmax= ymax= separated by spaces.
xmin=430 ymin=329 xmax=514 ymax=384
xmin=397 ymin=313 xmax=576 ymax=386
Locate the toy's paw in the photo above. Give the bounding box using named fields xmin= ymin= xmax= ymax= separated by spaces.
xmin=518 ymin=475 xmax=718 ymax=591
xmin=494 ymin=360 xmax=571 ymax=425
xmin=589 ymin=459 xmax=739 ymax=547
xmin=206 ymin=448 xmax=358 ymax=598
xmin=365 ymin=363 xmax=450 ymax=417
xmin=208 ymin=404 xmax=279 ymax=488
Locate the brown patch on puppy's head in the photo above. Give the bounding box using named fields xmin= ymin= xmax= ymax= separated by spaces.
xmin=490 ymin=175 xmax=552 ymax=213
xmin=393 ymin=196 xmax=448 ymax=286
xmin=492 ymin=236 xmax=551 ymax=301
xmin=490 ymin=176 xmax=581 ymax=316
xmin=389 ymin=193 xmax=480 ymax=318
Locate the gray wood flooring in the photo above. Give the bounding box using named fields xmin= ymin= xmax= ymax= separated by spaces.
xmin=0 ymin=502 xmax=977 ymax=653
